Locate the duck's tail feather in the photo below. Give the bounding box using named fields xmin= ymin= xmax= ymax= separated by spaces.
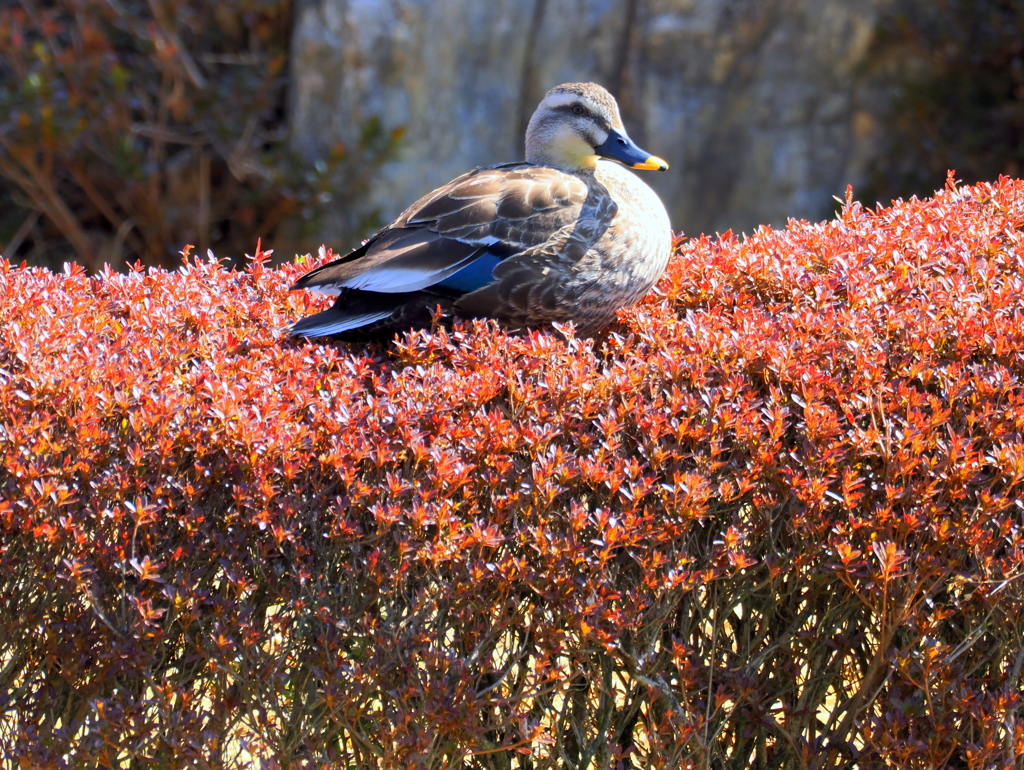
xmin=289 ymin=289 xmax=408 ymax=337
xmin=289 ymin=289 xmax=455 ymax=339
xmin=289 ymin=307 xmax=395 ymax=337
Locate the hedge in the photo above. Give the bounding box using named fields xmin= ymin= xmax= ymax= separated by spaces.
xmin=1 ymin=176 xmax=1024 ymax=768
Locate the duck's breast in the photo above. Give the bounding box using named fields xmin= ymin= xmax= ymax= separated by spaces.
xmin=573 ymin=161 xmax=672 ymax=314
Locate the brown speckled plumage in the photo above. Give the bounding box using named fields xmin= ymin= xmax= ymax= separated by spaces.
xmin=290 ymin=82 xmax=672 ymax=339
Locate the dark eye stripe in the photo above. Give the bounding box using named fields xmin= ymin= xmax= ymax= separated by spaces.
xmin=558 ymin=103 xmax=607 ymax=127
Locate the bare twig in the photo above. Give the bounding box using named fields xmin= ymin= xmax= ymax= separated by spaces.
xmin=146 ymin=0 xmax=208 ymax=90
xmin=0 ymin=149 xmax=97 ymax=268
xmin=1 ymin=209 xmax=40 ymax=258
xmin=198 ymin=149 xmax=210 ymax=254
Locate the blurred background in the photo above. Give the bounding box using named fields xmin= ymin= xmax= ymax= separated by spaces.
xmin=1 ymin=0 xmax=1022 ymax=272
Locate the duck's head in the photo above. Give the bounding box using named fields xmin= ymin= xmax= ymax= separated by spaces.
xmin=525 ymin=82 xmax=669 ymax=173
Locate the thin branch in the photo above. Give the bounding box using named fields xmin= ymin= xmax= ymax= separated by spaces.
xmin=1 ymin=209 xmax=40 ymax=258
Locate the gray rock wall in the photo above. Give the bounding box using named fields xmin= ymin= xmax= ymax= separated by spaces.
xmin=291 ymin=0 xmax=895 ymax=246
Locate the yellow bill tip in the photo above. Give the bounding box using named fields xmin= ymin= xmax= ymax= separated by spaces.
xmin=633 ymin=155 xmax=669 ymax=171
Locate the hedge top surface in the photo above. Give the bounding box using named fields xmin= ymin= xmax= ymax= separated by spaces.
xmin=1 ymin=177 xmax=1024 ymax=767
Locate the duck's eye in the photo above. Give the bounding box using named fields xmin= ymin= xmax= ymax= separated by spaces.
xmin=572 ymin=104 xmax=585 ymax=116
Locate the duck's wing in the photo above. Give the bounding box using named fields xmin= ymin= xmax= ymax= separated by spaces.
xmin=289 ymin=164 xmax=590 ymax=296
xmin=454 ymin=188 xmax=618 ymax=325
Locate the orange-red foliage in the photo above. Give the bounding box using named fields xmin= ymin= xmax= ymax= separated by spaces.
xmin=2 ymin=177 xmax=1024 ymax=768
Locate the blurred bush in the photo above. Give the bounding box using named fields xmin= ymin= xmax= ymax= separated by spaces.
xmin=0 ymin=0 xmax=401 ymax=271
xmin=867 ymin=0 xmax=1024 ymax=202
xmin=2 ymin=177 xmax=1023 ymax=767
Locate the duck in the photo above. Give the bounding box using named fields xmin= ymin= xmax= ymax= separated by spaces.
xmin=289 ymin=82 xmax=672 ymax=339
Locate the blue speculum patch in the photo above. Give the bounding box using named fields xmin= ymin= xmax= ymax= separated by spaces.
xmin=436 ymin=253 xmax=502 ymax=293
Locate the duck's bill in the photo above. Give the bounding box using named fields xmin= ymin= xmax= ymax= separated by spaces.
xmin=632 ymin=155 xmax=669 ymax=171
xmin=594 ymin=129 xmax=669 ymax=171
